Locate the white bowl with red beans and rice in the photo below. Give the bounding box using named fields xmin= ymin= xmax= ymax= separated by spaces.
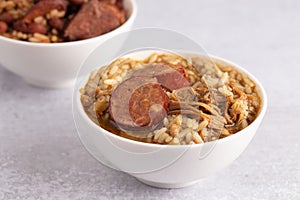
xmin=0 ymin=0 xmax=136 ymax=88
xmin=74 ymin=50 xmax=267 ymax=188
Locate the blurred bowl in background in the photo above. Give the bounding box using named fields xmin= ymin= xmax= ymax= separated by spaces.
xmin=0 ymin=0 xmax=137 ymax=88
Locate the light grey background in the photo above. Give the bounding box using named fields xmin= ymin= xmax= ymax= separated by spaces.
xmin=0 ymin=0 xmax=299 ymax=199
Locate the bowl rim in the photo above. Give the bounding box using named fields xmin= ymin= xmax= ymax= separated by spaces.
xmin=0 ymin=0 xmax=137 ymax=47
xmin=74 ymin=51 xmax=268 ymax=149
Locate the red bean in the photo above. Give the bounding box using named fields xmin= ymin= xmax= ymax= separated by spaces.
xmin=0 ymin=12 xmax=14 ymax=24
xmin=28 ymin=23 xmax=47 ymax=34
xmin=48 ymin=17 xmax=64 ymax=31
xmin=0 ymin=21 xmax=8 ymax=33
xmin=13 ymin=21 xmax=47 ymax=34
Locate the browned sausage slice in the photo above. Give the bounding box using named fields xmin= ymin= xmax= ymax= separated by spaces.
xmin=23 ymin=0 xmax=68 ymax=23
xmin=64 ymin=0 xmax=124 ymax=41
xmin=109 ymin=76 xmax=169 ymax=130
xmin=132 ymin=64 xmax=190 ymax=91
xmin=129 ymin=82 xmax=169 ymax=127
xmin=13 ymin=21 xmax=47 ymax=34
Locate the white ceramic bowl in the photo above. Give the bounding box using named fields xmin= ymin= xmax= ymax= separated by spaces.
xmin=0 ymin=0 xmax=137 ymax=88
xmin=73 ymin=51 xmax=267 ymax=188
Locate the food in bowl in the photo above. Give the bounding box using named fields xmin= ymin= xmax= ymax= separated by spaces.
xmin=0 ymin=0 xmax=135 ymax=88
xmin=0 ymin=0 xmax=126 ymax=43
xmin=80 ymin=53 xmax=261 ymax=145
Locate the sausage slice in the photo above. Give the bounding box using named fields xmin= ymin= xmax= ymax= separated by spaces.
xmin=23 ymin=0 xmax=68 ymax=23
xmin=64 ymin=0 xmax=124 ymax=41
xmin=109 ymin=76 xmax=169 ymax=130
xmin=132 ymin=64 xmax=190 ymax=91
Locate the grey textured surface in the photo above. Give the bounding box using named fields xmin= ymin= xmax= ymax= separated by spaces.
xmin=0 ymin=0 xmax=300 ymax=199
